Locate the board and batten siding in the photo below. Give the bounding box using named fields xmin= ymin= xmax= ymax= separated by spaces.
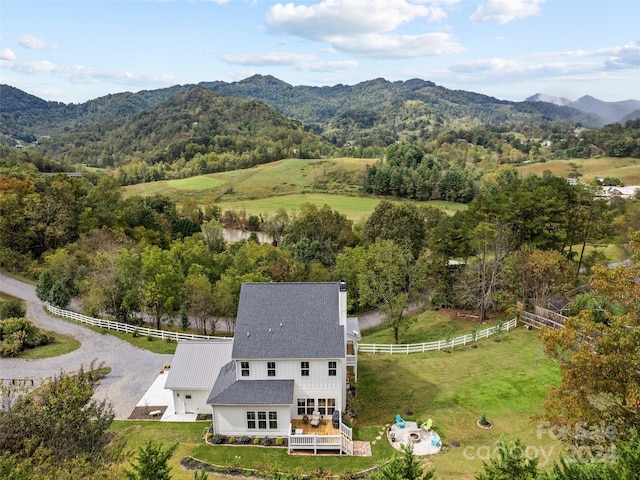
xmin=172 ymin=389 xmax=210 ymax=415
xmin=236 ymin=358 xmax=343 ymax=381
xmin=212 ymin=405 xmax=291 ymax=437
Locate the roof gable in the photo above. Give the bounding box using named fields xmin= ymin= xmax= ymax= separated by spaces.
xmin=232 ymin=282 xmax=344 ymax=359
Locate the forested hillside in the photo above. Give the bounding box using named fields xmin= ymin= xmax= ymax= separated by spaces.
xmin=32 ymin=86 xmax=330 ymax=182
xmin=1 ymin=75 xmax=599 ymax=152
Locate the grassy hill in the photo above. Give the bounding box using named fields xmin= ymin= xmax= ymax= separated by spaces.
xmin=517 ymin=157 xmax=640 ymax=185
xmin=124 ymin=157 xmax=468 ymax=221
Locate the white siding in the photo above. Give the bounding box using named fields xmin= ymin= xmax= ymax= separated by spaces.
xmin=172 ymin=389 xmax=210 ymax=414
xmin=213 ymin=405 xmax=291 ymax=437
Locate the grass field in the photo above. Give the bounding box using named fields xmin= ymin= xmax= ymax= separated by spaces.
xmin=517 ymin=157 xmax=640 ymax=185
xmin=123 ymin=157 xmax=467 ymax=221
xmin=357 ymin=327 xmax=562 ymax=479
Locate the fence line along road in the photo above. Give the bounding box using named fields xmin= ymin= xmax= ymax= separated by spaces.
xmin=46 ymin=305 xmax=233 ymax=343
xmin=358 ymin=318 xmax=517 ymax=354
xmin=48 ymin=305 xmax=516 ymax=352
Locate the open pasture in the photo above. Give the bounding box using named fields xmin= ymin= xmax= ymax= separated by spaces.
xmin=517 ymin=157 xmax=640 ymax=184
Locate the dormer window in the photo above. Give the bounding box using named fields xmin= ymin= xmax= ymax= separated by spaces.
xmin=267 ymin=361 xmax=276 ymax=377
xmin=328 ymin=361 xmax=337 ymax=376
xmin=301 ymin=361 xmax=310 ymax=376
xmin=241 ymin=361 xmax=250 ymax=377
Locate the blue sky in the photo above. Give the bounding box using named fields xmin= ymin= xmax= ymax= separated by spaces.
xmin=1 ymin=0 xmax=638 ymax=104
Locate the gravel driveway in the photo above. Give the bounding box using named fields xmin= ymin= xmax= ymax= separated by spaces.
xmin=0 ymin=272 xmax=173 ymax=419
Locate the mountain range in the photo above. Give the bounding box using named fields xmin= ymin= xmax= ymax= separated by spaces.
xmin=1 ymin=76 xmax=638 ymax=158
xmin=526 ymin=93 xmax=640 ymax=124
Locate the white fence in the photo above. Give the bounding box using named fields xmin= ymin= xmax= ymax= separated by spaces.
xmin=46 ymin=305 xmax=233 ymax=343
xmin=358 ymin=318 xmax=517 ymax=354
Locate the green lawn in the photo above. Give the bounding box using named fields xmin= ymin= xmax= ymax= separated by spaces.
xmin=357 ymin=327 xmax=562 ymax=478
xmin=15 ymin=331 xmax=80 ymax=359
xmin=361 ymin=309 xmax=494 ymax=345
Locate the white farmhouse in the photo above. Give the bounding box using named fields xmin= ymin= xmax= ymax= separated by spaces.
xmin=165 ymin=281 xmax=360 ymax=454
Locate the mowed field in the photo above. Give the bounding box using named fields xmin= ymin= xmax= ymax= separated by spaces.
xmin=517 ymin=157 xmax=640 ymax=184
xmin=124 ymin=157 xmax=467 ymax=221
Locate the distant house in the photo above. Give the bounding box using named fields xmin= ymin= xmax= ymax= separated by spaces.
xmin=165 ymin=281 xmax=360 ymax=454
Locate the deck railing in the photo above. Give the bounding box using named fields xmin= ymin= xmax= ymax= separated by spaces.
xmin=288 ymin=422 xmax=353 ymax=454
xmin=358 ymin=318 xmax=517 ymax=354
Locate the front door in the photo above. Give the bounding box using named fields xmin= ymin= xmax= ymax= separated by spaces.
xmin=184 ymin=394 xmax=194 ymax=413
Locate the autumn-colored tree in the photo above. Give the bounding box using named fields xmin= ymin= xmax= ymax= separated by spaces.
xmin=511 ymin=246 xmax=573 ymax=308
xmin=540 ymin=232 xmax=640 ymax=442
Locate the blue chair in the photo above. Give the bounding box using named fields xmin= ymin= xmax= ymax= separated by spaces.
xmin=396 ymin=414 xmax=405 ymax=428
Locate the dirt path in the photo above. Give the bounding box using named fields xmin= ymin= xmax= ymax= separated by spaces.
xmin=0 ymin=272 xmax=173 ymax=419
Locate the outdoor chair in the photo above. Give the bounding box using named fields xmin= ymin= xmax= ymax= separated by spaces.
xmin=310 ymin=411 xmax=321 ymax=427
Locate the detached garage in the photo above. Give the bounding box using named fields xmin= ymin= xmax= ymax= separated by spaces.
xmin=164 ymin=341 xmax=233 ymax=415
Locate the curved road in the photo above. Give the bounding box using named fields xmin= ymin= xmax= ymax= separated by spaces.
xmin=0 ymin=272 xmax=173 ymax=419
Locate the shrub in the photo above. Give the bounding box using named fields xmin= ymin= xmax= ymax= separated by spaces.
xmin=228 ymin=436 xmax=235 ymax=444
xmin=0 ymin=300 xmax=26 ymax=319
xmin=253 ymin=437 xmax=260 ymax=445
xmin=146 ymin=335 xmax=154 ymax=341
xmin=275 ymin=437 xmax=284 ymax=446
xmin=240 ymin=436 xmax=251 ymax=444
xmin=132 ymin=329 xmax=139 ymax=338
xmin=211 ymin=434 xmax=226 ymax=444
xmin=262 ymin=437 xmax=272 ymax=446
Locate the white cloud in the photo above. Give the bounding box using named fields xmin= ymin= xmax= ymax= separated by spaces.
xmin=220 ymin=52 xmax=317 ymax=67
xmin=266 ymin=0 xmax=464 ymax=58
xmin=19 ymin=34 xmax=57 ymax=50
xmin=305 ymin=60 xmax=359 ymax=72
xmin=536 ymin=42 xmax=640 ymax=69
xmin=1 ymin=55 xmax=178 ymax=87
xmin=267 ymin=0 xmax=433 ymax=40
xmin=331 ymin=32 xmax=466 ymax=58
xmin=220 ymin=51 xmax=358 ymax=72
xmin=470 ymin=0 xmax=544 ymax=24
xmin=0 ymin=49 xmax=16 ymax=61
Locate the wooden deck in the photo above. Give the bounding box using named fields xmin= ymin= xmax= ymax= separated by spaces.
xmin=291 ymin=418 xmax=340 ymax=435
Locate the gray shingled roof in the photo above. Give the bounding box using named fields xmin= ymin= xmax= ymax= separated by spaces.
xmin=207 ymin=361 xmax=294 ymax=405
xmin=232 ymin=282 xmax=345 ymax=359
xmin=164 ymin=341 xmax=233 ymax=390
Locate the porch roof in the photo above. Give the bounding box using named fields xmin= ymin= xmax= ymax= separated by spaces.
xmin=207 ymin=361 xmax=294 ymax=405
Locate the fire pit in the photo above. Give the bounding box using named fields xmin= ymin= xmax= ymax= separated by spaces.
xmin=409 ymin=432 xmax=421 ymax=443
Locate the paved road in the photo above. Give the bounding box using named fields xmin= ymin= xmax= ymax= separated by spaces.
xmin=0 ymin=272 xmax=173 ymax=419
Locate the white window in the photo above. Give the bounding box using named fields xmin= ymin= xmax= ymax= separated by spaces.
xmin=241 ymin=361 xmax=250 ymax=377
xmin=297 ymin=398 xmax=306 ymax=415
xmin=269 ymin=411 xmax=278 ymax=429
xmin=328 ymin=361 xmax=337 ymax=376
xmin=247 ymin=411 xmax=277 ymax=430
xmin=306 ymin=398 xmax=315 ymax=415
xmin=267 ymin=361 xmax=276 ymax=377
xmin=317 ymin=398 xmax=336 ymax=415
xmin=247 ymin=412 xmax=256 ymax=429
xmin=301 ymin=361 xmax=309 ymax=376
